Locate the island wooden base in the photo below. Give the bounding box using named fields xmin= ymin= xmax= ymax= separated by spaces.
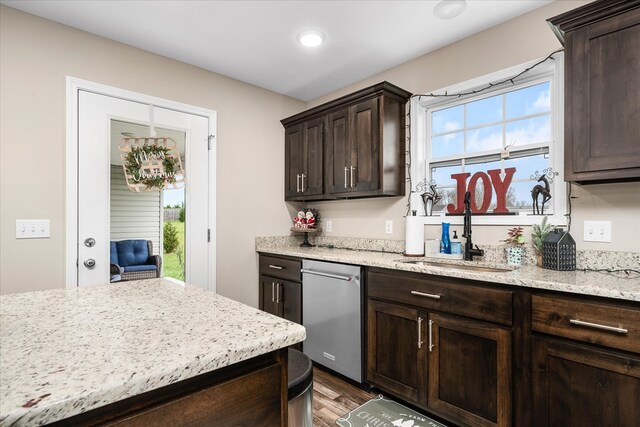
xmin=49 ymin=349 xmax=288 ymax=427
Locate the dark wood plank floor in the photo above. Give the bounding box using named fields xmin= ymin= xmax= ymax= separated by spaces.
xmin=312 ymin=367 xmax=375 ymax=427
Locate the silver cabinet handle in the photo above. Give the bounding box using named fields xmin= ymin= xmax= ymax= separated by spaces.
xmin=344 ymin=166 xmax=349 ymax=188
xmin=569 ymin=319 xmax=628 ymax=334
xmin=428 ymin=319 xmax=435 ymax=352
xmin=350 ymin=166 xmax=355 ymax=188
xmin=269 ymin=264 xmax=284 ymax=270
xmin=296 ymin=174 xmax=301 ymax=193
xmin=417 ymin=317 xmax=424 ymax=349
xmin=271 ymin=282 xmax=275 ymax=303
xmin=411 ymin=290 xmax=441 ymax=300
xmin=276 ymin=283 xmax=281 ymax=304
xmin=301 ymin=173 xmax=306 ymax=192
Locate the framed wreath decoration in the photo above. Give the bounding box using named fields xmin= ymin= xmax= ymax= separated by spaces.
xmin=119 ymin=137 xmax=185 ymax=192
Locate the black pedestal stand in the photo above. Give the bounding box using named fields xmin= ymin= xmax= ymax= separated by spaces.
xmin=291 ymin=228 xmax=321 ymax=247
xmin=300 ymin=232 xmax=314 ymax=247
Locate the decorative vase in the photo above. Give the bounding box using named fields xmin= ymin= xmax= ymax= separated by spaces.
xmin=505 ymin=246 xmax=525 ymax=266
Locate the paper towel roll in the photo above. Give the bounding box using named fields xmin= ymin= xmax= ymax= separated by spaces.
xmin=405 ymin=216 xmax=425 ymax=256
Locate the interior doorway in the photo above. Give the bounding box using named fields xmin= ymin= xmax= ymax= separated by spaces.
xmin=66 ymin=78 xmax=217 ymax=291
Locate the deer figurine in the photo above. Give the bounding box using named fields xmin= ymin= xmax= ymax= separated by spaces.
xmin=531 ymin=176 xmax=551 ymax=215
xmin=421 ymin=184 xmax=442 ymax=216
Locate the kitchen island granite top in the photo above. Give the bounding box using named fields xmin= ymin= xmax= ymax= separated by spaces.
xmin=0 ymin=279 xmax=306 ymax=427
xmin=257 ymin=242 xmax=640 ymax=302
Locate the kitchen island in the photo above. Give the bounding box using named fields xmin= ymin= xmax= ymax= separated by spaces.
xmin=0 ymin=279 xmax=306 ymax=426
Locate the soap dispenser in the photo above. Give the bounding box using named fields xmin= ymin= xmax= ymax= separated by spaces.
xmin=451 ymin=230 xmax=462 ymax=254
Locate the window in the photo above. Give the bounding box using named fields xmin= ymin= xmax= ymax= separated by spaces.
xmin=410 ymin=54 xmax=566 ymax=226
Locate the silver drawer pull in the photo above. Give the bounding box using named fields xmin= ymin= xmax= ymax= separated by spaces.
xmin=268 ymin=264 xmax=284 ymax=270
xmin=417 ymin=317 xmax=424 ymax=349
xmin=411 ymin=290 xmax=441 ymax=300
xmin=569 ymin=319 xmax=628 ymax=334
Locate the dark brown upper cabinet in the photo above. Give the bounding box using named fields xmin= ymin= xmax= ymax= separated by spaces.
xmin=284 ymin=118 xmax=324 ymax=200
xmin=549 ymin=1 xmax=640 ymax=183
xmin=282 ymin=81 xmax=412 ymax=201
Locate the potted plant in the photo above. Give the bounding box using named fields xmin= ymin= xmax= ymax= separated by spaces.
xmin=503 ymin=227 xmax=526 ymax=266
xmin=531 ymin=216 xmax=554 ymax=267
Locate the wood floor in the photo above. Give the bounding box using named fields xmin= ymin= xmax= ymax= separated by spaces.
xmin=312 ymin=367 xmax=375 ymax=427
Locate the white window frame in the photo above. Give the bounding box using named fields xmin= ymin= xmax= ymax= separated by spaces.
xmin=409 ymin=53 xmax=567 ymax=226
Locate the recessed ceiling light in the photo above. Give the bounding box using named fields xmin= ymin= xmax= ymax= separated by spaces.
xmin=434 ymin=0 xmax=467 ymax=20
xmin=297 ymin=30 xmax=325 ymax=47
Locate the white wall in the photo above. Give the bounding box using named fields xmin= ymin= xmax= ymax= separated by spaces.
xmin=303 ymin=0 xmax=640 ymax=254
xmin=0 ymin=5 xmax=305 ymax=303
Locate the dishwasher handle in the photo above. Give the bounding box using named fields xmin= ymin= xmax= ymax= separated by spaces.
xmin=301 ymin=268 xmax=355 ymax=282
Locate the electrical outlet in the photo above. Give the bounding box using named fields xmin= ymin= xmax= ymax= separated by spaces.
xmin=385 ymin=220 xmax=393 ymax=234
xmin=16 ymin=220 xmax=50 ymax=239
xmin=583 ymin=220 xmax=611 ymax=243
xmin=325 ymin=220 xmax=332 ymax=233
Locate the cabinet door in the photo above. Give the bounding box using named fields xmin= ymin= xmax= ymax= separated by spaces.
xmin=327 ymin=108 xmax=350 ymax=193
xmin=284 ymin=124 xmax=303 ymax=199
xmin=350 ymin=98 xmax=380 ymax=192
xmin=278 ymin=279 xmax=301 ymax=324
xmin=532 ymin=337 xmax=640 ymax=427
xmin=302 ymin=118 xmax=324 ymax=197
xmin=427 ymin=313 xmax=512 ymax=427
xmin=259 ymin=275 xmax=280 ymax=317
xmin=367 ymin=300 xmax=425 ymax=404
xmin=566 ymin=8 xmax=640 ymax=181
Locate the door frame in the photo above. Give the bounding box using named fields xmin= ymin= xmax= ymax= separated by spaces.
xmin=66 ymin=77 xmax=217 ymax=292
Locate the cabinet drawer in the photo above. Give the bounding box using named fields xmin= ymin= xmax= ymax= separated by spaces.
xmin=532 ymin=294 xmax=640 ymax=353
xmin=259 ymin=255 xmax=301 ymax=282
xmin=368 ymin=269 xmax=513 ymax=326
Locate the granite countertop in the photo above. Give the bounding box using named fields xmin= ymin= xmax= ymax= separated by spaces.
xmin=256 ymin=243 xmax=640 ymax=302
xmin=0 ymin=279 xmax=306 ymax=427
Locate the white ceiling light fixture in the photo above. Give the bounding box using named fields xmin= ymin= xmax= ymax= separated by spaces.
xmin=297 ymin=30 xmax=325 ymax=47
xmin=434 ymin=0 xmax=467 ymax=20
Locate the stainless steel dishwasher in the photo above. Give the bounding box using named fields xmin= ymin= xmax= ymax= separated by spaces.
xmin=301 ymin=259 xmax=362 ymax=383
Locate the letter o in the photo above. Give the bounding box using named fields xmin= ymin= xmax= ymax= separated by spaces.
xmin=468 ymin=172 xmax=492 ymax=213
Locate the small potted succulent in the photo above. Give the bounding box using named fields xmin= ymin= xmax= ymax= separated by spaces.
xmin=503 ymin=227 xmax=526 ymax=266
xmin=531 ymin=216 xmax=554 ymax=267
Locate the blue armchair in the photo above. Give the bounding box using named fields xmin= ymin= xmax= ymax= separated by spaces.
xmin=110 ymin=240 xmax=162 ymax=281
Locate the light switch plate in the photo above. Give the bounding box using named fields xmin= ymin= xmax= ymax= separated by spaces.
xmin=385 ymin=220 xmax=393 ymax=234
xmin=583 ymin=220 xmax=611 ymax=242
xmin=16 ymin=220 xmax=50 ymax=239
xmin=325 ymin=220 xmax=332 ymax=233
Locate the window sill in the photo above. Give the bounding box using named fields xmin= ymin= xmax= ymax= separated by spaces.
xmin=419 ymin=213 xmax=567 ymax=227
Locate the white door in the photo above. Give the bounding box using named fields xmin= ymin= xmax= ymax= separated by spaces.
xmin=77 ymin=90 xmax=212 ymax=289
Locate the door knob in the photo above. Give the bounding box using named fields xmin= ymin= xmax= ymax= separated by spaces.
xmin=84 ymin=238 xmax=96 ymax=247
xmin=84 ymin=258 xmax=96 ymax=268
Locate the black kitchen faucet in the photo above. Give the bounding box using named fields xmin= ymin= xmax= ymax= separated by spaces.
xmin=462 ymin=191 xmax=485 ymax=261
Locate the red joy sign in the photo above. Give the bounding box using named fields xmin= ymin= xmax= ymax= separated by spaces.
xmin=447 ymin=167 xmax=516 ymax=214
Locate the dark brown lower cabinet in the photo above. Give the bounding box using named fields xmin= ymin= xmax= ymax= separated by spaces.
xmin=428 ymin=313 xmax=512 ymax=427
xmin=532 ymin=337 xmax=640 ymax=427
xmin=367 ymin=300 xmax=424 ymax=404
xmin=259 ymin=275 xmax=301 ymax=324
xmin=367 ymin=299 xmax=512 ymax=427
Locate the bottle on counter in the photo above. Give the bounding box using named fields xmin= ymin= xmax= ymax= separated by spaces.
xmin=440 ymin=222 xmax=451 ymax=254
xmin=451 ymin=230 xmax=463 ymax=254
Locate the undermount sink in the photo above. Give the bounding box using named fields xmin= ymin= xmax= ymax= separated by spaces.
xmin=402 ymin=260 xmax=513 ymax=273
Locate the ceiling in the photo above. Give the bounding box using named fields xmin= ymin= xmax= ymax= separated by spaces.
xmin=2 ymin=0 xmax=553 ymax=101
